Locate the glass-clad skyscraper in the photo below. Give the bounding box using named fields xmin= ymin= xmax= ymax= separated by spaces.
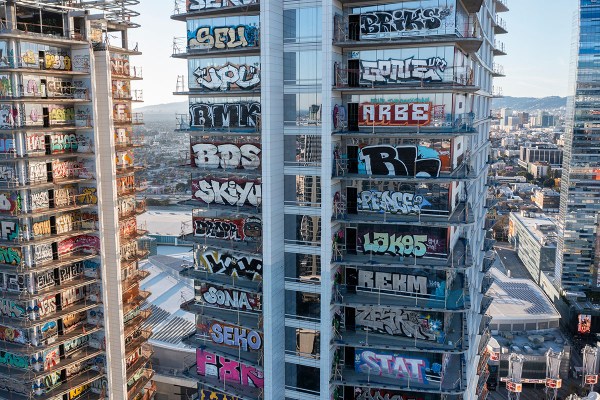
xmin=172 ymin=0 xmax=507 ymax=399
xmin=556 ymin=0 xmax=600 ymax=291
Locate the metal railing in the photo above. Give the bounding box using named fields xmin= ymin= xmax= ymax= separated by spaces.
xmin=335 ymin=65 xmax=475 ymax=88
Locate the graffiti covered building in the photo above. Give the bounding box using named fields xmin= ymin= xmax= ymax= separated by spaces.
xmin=0 ymin=1 xmax=154 ymax=399
xmin=172 ymin=0 xmax=506 ymax=399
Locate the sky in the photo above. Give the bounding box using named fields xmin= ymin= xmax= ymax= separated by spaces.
xmin=129 ymin=0 xmax=579 ymax=106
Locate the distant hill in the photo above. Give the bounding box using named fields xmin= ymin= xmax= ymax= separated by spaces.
xmin=135 ymin=97 xmax=568 ymax=120
xmin=492 ymin=96 xmax=567 ymax=112
xmin=135 ymin=101 xmax=187 ymax=121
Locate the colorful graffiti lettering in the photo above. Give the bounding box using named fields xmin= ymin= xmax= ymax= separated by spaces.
xmin=0 ymin=192 xmax=16 ymax=212
xmin=0 ymin=245 xmax=22 ymax=265
xmin=357 ymin=190 xmax=431 ymax=215
xmin=0 ymin=165 xmax=15 ymax=181
xmin=0 ymin=220 xmax=18 ymax=240
xmin=188 ymin=25 xmax=259 ymax=50
xmin=359 ymin=102 xmax=432 ymax=127
xmin=355 ymin=307 xmax=444 ymax=342
xmin=196 ymin=348 xmax=264 ymax=388
xmin=354 ymin=349 xmax=441 ymax=384
xmin=0 ymin=325 xmax=25 ymax=343
xmin=193 ymin=216 xmax=261 ymax=241
xmin=191 ymin=142 xmax=261 ymax=170
xmin=50 ymin=133 xmax=78 ymax=153
xmin=199 ymin=283 xmax=261 ymax=312
xmin=188 ymin=0 xmax=257 ymax=11
xmin=45 ymin=53 xmax=72 ymax=71
xmin=198 ymin=250 xmax=262 ymax=281
xmin=361 ymin=7 xmax=453 ymax=36
xmin=360 ymin=57 xmax=448 ymax=84
xmin=0 ymin=299 xmax=26 ymax=318
xmin=192 ymin=178 xmax=261 ymax=207
xmin=49 ymin=106 xmax=75 ymax=123
xmin=0 ymin=137 xmax=15 ymax=153
xmin=194 ymin=63 xmax=260 ymax=91
xmin=0 ymin=351 xmax=28 ymax=369
xmin=189 ymin=101 xmax=260 ymax=129
xmin=358 ymin=145 xmax=442 ymax=177
xmin=197 ymin=320 xmax=262 ymax=351
xmin=198 ymin=389 xmax=239 ymax=400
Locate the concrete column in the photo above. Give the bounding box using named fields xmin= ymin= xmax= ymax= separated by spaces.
xmin=260 ymin=1 xmax=285 ymax=398
xmin=320 ymin=1 xmax=335 ymax=399
xmin=93 ymin=49 xmax=128 ymax=399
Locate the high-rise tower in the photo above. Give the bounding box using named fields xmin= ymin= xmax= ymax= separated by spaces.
xmin=556 ymin=0 xmax=600 ymax=293
xmin=0 ymin=1 xmax=153 ymax=399
xmin=173 ymin=0 xmax=506 ymax=399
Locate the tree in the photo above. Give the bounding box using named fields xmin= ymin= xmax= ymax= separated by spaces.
xmin=543 ymin=178 xmax=555 ymax=188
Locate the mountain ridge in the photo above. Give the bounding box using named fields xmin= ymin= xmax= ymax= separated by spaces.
xmin=135 ymin=96 xmax=568 ymax=119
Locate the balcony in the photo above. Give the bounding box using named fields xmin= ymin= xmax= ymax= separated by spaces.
xmin=172 ymin=33 xmax=260 ymax=59
xmin=0 ymin=18 xmax=87 ymax=44
xmin=114 ymin=112 xmax=144 ymax=125
xmin=493 ymin=40 xmax=507 ymax=56
xmin=180 ymin=266 xmax=262 ymax=293
xmin=182 ymin=233 xmax=262 ymax=257
xmin=333 ymin=279 xmax=468 ymax=312
xmin=334 ymin=201 xmax=475 ymax=227
xmin=0 ymin=323 xmax=102 ymax=354
xmin=0 ymin=87 xmax=91 ymax=103
xmin=125 ymin=330 xmax=153 ymax=356
xmin=334 ymin=66 xmax=478 ymax=93
xmin=185 ymin=331 xmax=263 ymax=367
xmin=333 ymin=353 xmax=465 ymax=394
xmin=122 ymin=269 xmax=151 ymax=293
xmin=113 ymin=89 xmax=144 ymax=103
xmin=496 ymin=0 xmax=509 ymax=13
xmin=0 ymin=369 xmax=106 ymax=400
xmin=0 ymin=248 xmax=98 ymax=275
xmin=112 ymin=66 xmax=143 ymax=80
xmin=492 ymin=63 xmax=505 ymax=78
xmin=122 ymin=290 xmax=151 ymax=315
xmin=124 ymin=309 xmax=153 ymax=338
xmin=175 ymin=113 xmax=261 ymax=135
xmin=333 ymin=21 xmax=482 ymax=54
xmin=493 ymin=16 xmax=508 ymax=34
xmin=334 ymin=111 xmax=478 ymax=136
xmin=0 ymin=298 xmax=101 ymax=330
xmin=461 ymin=0 xmax=485 ymax=13
xmin=184 ymin=364 xmax=263 ymax=400
xmin=181 ymin=300 xmax=262 ymax=329
xmin=0 ymin=274 xmax=98 ymax=303
xmin=127 ymin=368 xmax=154 ymax=400
xmin=0 ymin=115 xmax=93 ymax=133
xmin=332 ymin=238 xmax=473 ymax=270
xmin=333 ymin=159 xmax=479 ymax=184
xmin=171 ymin=0 xmax=260 ymax=21
xmin=337 ymin=311 xmax=466 ymax=353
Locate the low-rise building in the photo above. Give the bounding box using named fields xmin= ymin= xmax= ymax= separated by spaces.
xmin=528 ymin=161 xmax=550 ymax=179
xmin=486 ymin=267 xmax=569 ymax=390
xmin=508 ymin=211 xmax=558 ymax=283
xmin=533 ymin=188 xmax=561 ymax=212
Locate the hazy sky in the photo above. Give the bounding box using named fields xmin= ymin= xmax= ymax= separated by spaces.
xmin=129 ymin=0 xmax=578 ymax=106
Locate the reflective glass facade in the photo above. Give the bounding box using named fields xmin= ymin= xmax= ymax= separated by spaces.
xmin=556 ymin=0 xmax=600 ymax=290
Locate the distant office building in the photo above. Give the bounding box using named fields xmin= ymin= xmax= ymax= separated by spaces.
xmin=556 ymin=0 xmax=600 ymax=291
xmin=528 ymin=162 xmax=550 ymax=179
xmin=518 ymin=112 xmax=530 ymax=126
xmin=537 ymin=111 xmax=556 ymax=128
xmin=533 ymin=189 xmax=561 ymax=213
xmin=519 ymin=143 xmax=563 ymax=167
xmin=500 ymin=107 xmax=513 ymax=127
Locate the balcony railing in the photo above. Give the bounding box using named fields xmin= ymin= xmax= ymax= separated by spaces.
xmin=113 ymin=66 xmax=143 ymax=79
xmin=334 ymin=21 xmax=481 ymax=43
xmin=114 ymin=112 xmax=144 ymax=125
xmin=335 ymin=66 xmax=475 ymax=89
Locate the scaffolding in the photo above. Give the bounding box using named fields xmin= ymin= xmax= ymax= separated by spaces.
xmin=545 ymin=349 xmax=562 ymax=400
xmin=506 ymin=353 xmax=524 ymax=400
xmin=583 ymin=345 xmax=599 ymax=393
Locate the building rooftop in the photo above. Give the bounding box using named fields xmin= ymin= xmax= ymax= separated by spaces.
xmin=488 ymin=267 xmax=561 ymax=327
xmin=138 ymin=210 xmax=193 ymax=237
xmin=140 ymin=253 xmax=196 ymax=351
xmin=510 ymin=211 xmax=557 ymax=247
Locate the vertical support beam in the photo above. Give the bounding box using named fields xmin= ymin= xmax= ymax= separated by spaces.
xmin=320 ymin=1 xmax=334 ymax=399
xmin=93 ymin=49 xmax=128 ymax=399
xmin=260 ymin=1 xmax=285 ymax=398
